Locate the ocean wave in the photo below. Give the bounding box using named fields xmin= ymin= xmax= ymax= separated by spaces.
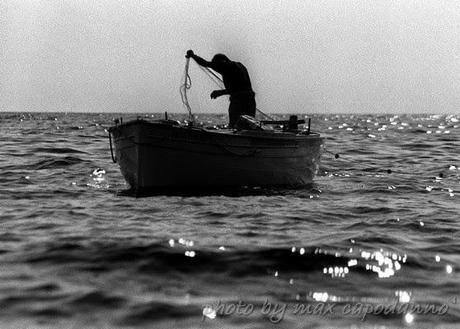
xmin=0 ymin=112 xmax=458 ymax=328
xmin=29 ymin=156 xmax=89 ymax=170
xmin=32 ymin=147 xmax=87 ymax=154
xmin=120 ymin=301 xmax=200 ymax=325
xmin=18 ymin=240 xmax=430 ymax=280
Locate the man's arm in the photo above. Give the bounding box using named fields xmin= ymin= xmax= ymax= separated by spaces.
xmin=192 ymin=54 xmax=213 ymax=68
xmin=210 ymin=90 xmax=230 ymax=99
xmin=186 ymin=50 xmax=212 ymax=68
xmin=186 ymin=50 xmax=227 ymax=73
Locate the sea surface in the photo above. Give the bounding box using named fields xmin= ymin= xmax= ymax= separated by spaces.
xmin=0 ymin=112 xmax=459 ymax=329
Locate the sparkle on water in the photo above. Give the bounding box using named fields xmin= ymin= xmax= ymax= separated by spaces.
xmin=0 ymin=112 xmax=458 ymax=329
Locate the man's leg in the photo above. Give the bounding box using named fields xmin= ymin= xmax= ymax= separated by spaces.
xmin=228 ymin=101 xmax=242 ymax=128
xmin=245 ymin=97 xmax=256 ymax=117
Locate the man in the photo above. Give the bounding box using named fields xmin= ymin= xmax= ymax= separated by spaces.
xmin=186 ymin=50 xmax=256 ymax=128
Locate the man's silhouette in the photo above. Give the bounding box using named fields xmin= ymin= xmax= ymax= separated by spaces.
xmin=186 ymin=50 xmax=256 ymax=128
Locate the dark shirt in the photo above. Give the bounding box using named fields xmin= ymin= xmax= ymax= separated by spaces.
xmin=192 ymin=55 xmax=254 ymax=100
xmin=211 ymin=61 xmax=253 ymax=97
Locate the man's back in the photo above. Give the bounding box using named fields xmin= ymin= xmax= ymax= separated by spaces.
xmin=216 ymin=61 xmax=253 ymax=95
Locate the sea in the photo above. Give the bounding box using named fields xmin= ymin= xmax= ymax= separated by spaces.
xmin=0 ymin=112 xmax=459 ymax=329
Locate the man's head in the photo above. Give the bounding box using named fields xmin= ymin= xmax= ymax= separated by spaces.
xmin=212 ymin=54 xmax=230 ymax=64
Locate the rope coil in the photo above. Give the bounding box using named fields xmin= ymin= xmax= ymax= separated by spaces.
xmin=179 ymin=58 xmax=194 ymax=124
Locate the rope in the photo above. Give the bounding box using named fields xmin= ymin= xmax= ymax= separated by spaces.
xmin=179 ymin=58 xmax=194 ymax=124
xmin=197 ymin=65 xmax=223 ymax=88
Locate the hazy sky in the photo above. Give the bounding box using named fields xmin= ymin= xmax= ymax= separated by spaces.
xmin=1 ymin=0 xmax=459 ymax=113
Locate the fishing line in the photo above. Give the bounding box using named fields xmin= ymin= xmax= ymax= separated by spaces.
xmin=197 ymin=65 xmax=224 ymax=88
xmin=323 ymin=147 xmax=394 ymax=174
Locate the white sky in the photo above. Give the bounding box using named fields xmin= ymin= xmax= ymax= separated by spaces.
xmin=1 ymin=0 xmax=459 ymax=113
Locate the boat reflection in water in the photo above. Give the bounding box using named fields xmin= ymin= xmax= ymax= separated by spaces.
xmin=109 ymin=114 xmax=324 ymax=194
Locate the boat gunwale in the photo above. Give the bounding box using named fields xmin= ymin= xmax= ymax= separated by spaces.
xmin=109 ymin=119 xmax=323 ymax=142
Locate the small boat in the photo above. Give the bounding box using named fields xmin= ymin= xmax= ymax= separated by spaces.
xmin=108 ymin=115 xmax=324 ymax=193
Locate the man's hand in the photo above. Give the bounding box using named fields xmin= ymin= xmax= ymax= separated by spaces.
xmin=210 ymin=90 xmax=224 ymax=99
xmin=186 ymin=50 xmax=194 ymax=58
